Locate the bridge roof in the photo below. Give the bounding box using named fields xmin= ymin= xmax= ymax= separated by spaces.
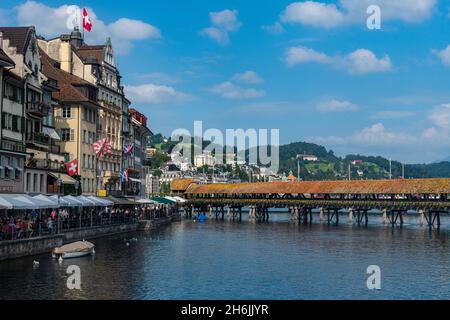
xmin=171 ymin=178 xmax=196 ymax=192
xmin=184 ymin=178 xmax=450 ymax=195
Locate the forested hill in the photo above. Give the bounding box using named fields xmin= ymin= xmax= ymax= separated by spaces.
xmin=149 ymin=134 xmax=450 ymax=179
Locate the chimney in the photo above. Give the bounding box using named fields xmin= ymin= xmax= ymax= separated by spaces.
xmin=60 ymin=36 xmax=72 ymax=73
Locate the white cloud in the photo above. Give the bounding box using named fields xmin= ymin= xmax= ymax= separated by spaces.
xmin=108 ymin=18 xmax=160 ymax=40
xmin=200 ymin=27 xmax=229 ymax=46
xmin=285 ymin=46 xmax=331 ymax=66
xmin=232 ymin=71 xmax=264 ymax=84
xmin=208 ymin=81 xmax=266 ymax=100
xmin=433 ymin=45 xmax=450 ymax=66
xmin=15 ymin=1 xmax=161 ymax=55
xmin=201 ymin=9 xmax=241 ymax=45
xmin=278 ymin=0 xmax=436 ymax=29
xmin=421 ymin=104 xmax=450 ymax=144
xmin=124 ymin=84 xmax=192 ymax=104
xmin=285 ymin=46 xmax=392 ymax=74
xmin=281 ymin=1 xmax=344 ymax=29
xmin=428 ymin=104 xmax=450 ymax=129
xmin=340 ymin=0 xmax=436 ymax=23
xmin=308 ymin=123 xmax=416 ymax=147
xmin=316 ymin=99 xmax=360 ymax=112
xmin=261 ymin=22 xmax=285 ymax=34
xmin=210 ymin=9 xmax=242 ymax=31
xmin=342 ymin=49 xmax=392 ymax=74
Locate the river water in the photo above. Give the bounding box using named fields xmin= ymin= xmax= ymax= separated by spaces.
xmin=0 ymin=212 xmax=449 ymax=300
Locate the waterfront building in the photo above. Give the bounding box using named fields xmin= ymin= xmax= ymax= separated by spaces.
xmin=39 ymin=29 xmax=124 ymax=194
xmin=39 ymin=47 xmax=98 ymax=195
xmin=0 ymin=26 xmax=66 ymax=194
xmin=127 ymin=108 xmax=152 ymax=196
xmin=0 ymin=34 xmax=25 ymax=193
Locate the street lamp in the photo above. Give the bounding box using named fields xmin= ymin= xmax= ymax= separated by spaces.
xmin=57 ymin=174 xmax=62 ymax=233
xmin=75 ymin=180 xmax=80 ymax=196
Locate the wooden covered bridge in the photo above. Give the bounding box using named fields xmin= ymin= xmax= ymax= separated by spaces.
xmin=171 ymin=178 xmax=450 ymax=228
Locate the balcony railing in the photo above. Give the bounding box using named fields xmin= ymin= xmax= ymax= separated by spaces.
xmin=26 ymin=132 xmax=50 ymax=146
xmin=26 ymin=158 xmax=65 ymax=171
xmin=26 ymin=102 xmax=50 ymax=116
xmin=1 ymin=140 xmax=26 ymax=153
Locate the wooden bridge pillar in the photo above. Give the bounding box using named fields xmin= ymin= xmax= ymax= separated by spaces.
xmin=424 ymin=211 xmax=442 ymax=229
xmin=355 ymin=209 xmax=368 ymax=226
xmin=348 ymin=208 xmax=353 ymax=223
xmin=290 ymin=207 xmax=298 ymax=224
xmin=226 ymin=207 xmax=232 ymax=221
xmin=382 ymin=209 xmax=387 ymax=224
xmin=248 ymin=206 xmax=256 ymax=223
xmin=419 ymin=209 xmax=424 ymax=226
xmin=208 ymin=205 xmax=213 ymax=219
xmin=319 ymin=208 xmax=323 ymax=222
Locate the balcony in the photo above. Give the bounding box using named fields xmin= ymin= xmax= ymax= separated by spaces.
xmin=26 ymin=158 xmax=65 ymax=171
xmin=26 ymin=101 xmax=51 ymax=117
xmin=26 ymin=132 xmax=50 ymax=147
xmin=1 ymin=140 xmax=26 ymax=153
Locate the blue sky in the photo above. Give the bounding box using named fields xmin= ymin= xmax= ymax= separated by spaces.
xmin=1 ymin=0 xmax=450 ymax=163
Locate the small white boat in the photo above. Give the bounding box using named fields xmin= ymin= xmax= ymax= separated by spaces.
xmin=52 ymin=240 xmax=95 ymax=259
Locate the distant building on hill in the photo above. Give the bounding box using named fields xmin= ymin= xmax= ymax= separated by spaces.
xmin=297 ymin=153 xmax=318 ymax=162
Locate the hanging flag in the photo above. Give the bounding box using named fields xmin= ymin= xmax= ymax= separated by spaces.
xmin=65 ymin=159 xmax=78 ymax=176
xmin=82 ymin=8 xmax=93 ymax=32
xmin=120 ymin=170 xmax=129 ymax=182
xmin=123 ymin=144 xmax=133 ymax=155
xmin=92 ymin=137 xmax=112 ymax=158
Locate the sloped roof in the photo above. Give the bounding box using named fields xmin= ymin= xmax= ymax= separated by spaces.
xmin=75 ymin=44 xmax=105 ymax=63
xmin=0 ymin=26 xmax=34 ymax=55
xmin=171 ymin=178 xmax=195 ymax=191
xmin=185 ymin=178 xmax=450 ymax=195
xmin=0 ymin=48 xmax=14 ymax=66
xmin=40 ymin=48 xmax=97 ymax=103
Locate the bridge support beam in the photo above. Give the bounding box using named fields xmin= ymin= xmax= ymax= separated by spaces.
xmin=319 ymin=208 xmax=323 ymax=222
xmin=208 ymin=205 xmax=213 ymax=219
xmin=226 ymin=207 xmax=232 ymax=221
xmin=382 ymin=209 xmax=387 ymax=224
xmin=419 ymin=209 xmax=424 ymax=226
xmin=326 ymin=208 xmax=339 ymax=225
xmin=386 ymin=210 xmax=406 ymax=227
xmin=355 ymin=209 xmax=368 ymax=226
xmin=290 ymin=207 xmax=298 ymax=224
xmin=348 ymin=208 xmax=353 ymax=223
xmin=248 ymin=206 xmax=254 ymax=223
xmin=424 ymin=211 xmax=442 ymax=229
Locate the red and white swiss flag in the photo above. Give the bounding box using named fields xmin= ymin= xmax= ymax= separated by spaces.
xmin=82 ymin=8 xmax=93 ymax=32
xmin=66 ymin=159 xmax=78 ymax=177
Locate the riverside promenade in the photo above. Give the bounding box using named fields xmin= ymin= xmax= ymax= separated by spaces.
xmin=0 ymin=194 xmax=181 ymax=261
